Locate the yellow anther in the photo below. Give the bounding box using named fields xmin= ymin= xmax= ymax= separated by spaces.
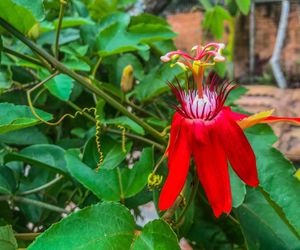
xmin=147 ymin=173 xmax=163 ymax=190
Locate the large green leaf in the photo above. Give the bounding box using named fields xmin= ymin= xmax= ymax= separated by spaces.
xmin=236 ymin=188 xmax=300 ymax=249
xmin=4 ymin=144 xmax=68 ymax=175
xmin=28 ymin=202 xmax=135 ymax=250
xmin=0 ymin=225 xmax=17 ymax=250
xmin=229 ymin=167 xmax=246 ymax=208
xmin=96 ymin=12 xmax=176 ymax=57
xmin=0 ymin=0 xmax=44 ymax=34
xmin=66 ymin=147 xmax=153 ymax=200
xmin=0 ymin=103 xmax=52 ymax=134
xmin=132 ymin=220 xmax=180 ymax=250
xmin=0 ymin=127 xmax=48 ymax=145
xmin=133 ymin=64 xmax=183 ymax=102
xmin=246 ymin=124 xmax=300 ymax=234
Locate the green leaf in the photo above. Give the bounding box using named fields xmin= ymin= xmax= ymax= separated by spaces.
xmin=0 ymin=36 xmax=2 ymax=63
xmin=28 ymin=202 xmax=135 ymax=250
xmin=0 ymin=0 xmax=44 ymax=34
xmin=83 ymin=135 xmax=132 ymax=170
xmin=229 ymin=167 xmax=246 ymax=208
xmin=66 ymin=147 xmax=153 ymax=200
xmin=0 ymin=103 xmax=52 ymax=134
xmin=225 ymin=85 xmax=248 ymax=106
xmin=132 ymin=220 xmax=180 ymax=250
xmin=62 ymin=59 xmax=91 ymax=72
xmin=53 ymin=17 xmax=94 ymax=29
xmin=246 ymin=124 xmax=300 ymax=234
xmin=202 ymin=6 xmax=232 ymax=39
xmin=4 ymin=144 xmax=68 ymax=175
xmin=89 ymin=0 xmax=136 ymax=20
xmin=45 ymin=74 xmax=74 ymax=101
xmin=96 ymin=12 xmax=176 ymax=57
xmin=0 ymin=166 xmax=16 ymax=195
xmin=0 ymin=127 xmax=48 ymax=145
xmin=0 ymin=67 xmax=13 ymax=91
xmin=199 ymin=0 xmax=213 ymax=10
xmin=235 ymin=0 xmax=251 ymax=15
xmin=105 ymin=116 xmax=145 ymax=135
xmin=0 ymin=225 xmax=17 ymax=250
xmin=133 ymin=64 xmax=183 ymax=102
xmin=236 ymin=188 xmax=300 ymax=249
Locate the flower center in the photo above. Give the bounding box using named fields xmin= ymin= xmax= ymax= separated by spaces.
xmin=183 ymin=89 xmax=217 ymax=119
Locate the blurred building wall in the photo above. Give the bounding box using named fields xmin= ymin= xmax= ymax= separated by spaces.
xmin=167 ymin=2 xmax=300 ymax=84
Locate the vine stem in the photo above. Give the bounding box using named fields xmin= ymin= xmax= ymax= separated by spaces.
xmin=162 ymin=184 xmax=187 ymax=222
xmin=0 ymin=195 xmax=68 ymax=214
xmin=0 ymin=18 xmax=166 ymax=144
xmin=55 ymin=0 xmax=67 ymax=59
xmin=3 ymin=47 xmax=44 ymax=67
xmin=18 ymin=175 xmax=64 ymax=196
xmin=14 ymin=233 xmax=40 ymax=241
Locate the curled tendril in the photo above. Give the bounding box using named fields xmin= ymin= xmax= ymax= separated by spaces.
xmin=26 ymin=74 xmax=104 ymax=172
xmin=117 ymin=125 xmax=126 ymax=153
xmin=95 ymin=115 xmax=104 ymax=172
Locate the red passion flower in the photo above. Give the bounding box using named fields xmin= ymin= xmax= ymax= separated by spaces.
xmin=158 ymin=43 xmax=300 ymax=217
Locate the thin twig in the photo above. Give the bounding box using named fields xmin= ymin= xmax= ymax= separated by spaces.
xmin=14 ymin=233 xmax=40 ymax=241
xmin=92 ymin=56 xmax=102 ymax=79
xmin=0 ymin=195 xmax=68 ymax=214
xmin=55 ymin=0 xmax=67 ymax=59
xmin=19 ymin=176 xmax=64 ymax=196
xmin=3 ymin=47 xmax=44 ymax=67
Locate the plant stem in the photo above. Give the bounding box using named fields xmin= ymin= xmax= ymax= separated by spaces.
xmin=14 ymin=233 xmax=40 ymax=241
xmin=92 ymin=56 xmax=102 ymax=79
xmin=55 ymin=0 xmax=67 ymax=59
xmin=0 ymin=195 xmax=68 ymax=214
xmin=0 ymin=18 xmax=166 ymax=144
xmin=162 ymin=184 xmax=187 ymax=222
xmin=3 ymin=47 xmax=44 ymax=67
xmin=18 ymin=175 xmax=64 ymax=196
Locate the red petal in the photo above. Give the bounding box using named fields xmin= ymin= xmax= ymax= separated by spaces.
xmin=220 ymin=110 xmax=259 ymax=187
xmin=192 ymin=121 xmax=232 ymax=217
xmin=224 ymin=107 xmax=248 ymax=121
xmin=193 ymin=119 xmax=209 ymax=144
xmin=158 ymin=119 xmax=191 ymax=211
xmin=165 ymin=112 xmax=184 ymax=157
xmin=263 ymin=116 xmax=300 ymax=125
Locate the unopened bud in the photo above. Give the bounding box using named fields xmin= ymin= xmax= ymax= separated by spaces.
xmin=120 ymin=64 xmax=134 ymax=93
